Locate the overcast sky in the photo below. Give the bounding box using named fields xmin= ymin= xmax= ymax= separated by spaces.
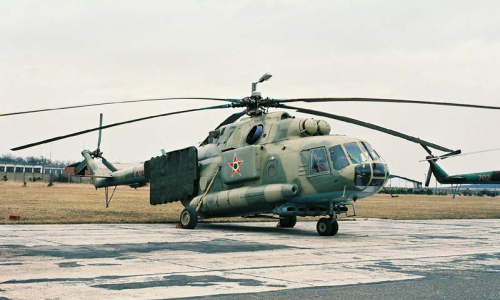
xmin=1 ymin=0 xmax=499 ymax=184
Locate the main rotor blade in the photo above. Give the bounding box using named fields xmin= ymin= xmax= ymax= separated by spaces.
xmin=200 ymin=109 xmax=247 ymax=145
xmin=1 ymin=97 xmax=240 ymax=117
xmin=281 ymin=104 xmax=454 ymax=152
xmin=11 ymin=104 xmax=232 ymax=151
xmin=275 ymin=97 xmax=500 ymax=110
xmin=214 ymin=110 xmax=247 ymax=130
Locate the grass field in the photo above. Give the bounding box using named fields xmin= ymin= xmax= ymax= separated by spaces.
xmin=1 ymin=181 xmax=500 ymax=224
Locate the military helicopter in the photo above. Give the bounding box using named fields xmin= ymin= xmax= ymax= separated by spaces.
xmin=420 ymin=145 xmax=500 ymax=198
xmin=6 ymin=73 xmax=500 ymax=236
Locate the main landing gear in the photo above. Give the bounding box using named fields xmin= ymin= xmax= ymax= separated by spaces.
xmin=316 ymin=216 xmax=338 ymax=236
xmin=180 ymin=207 xmax=198 ymax=229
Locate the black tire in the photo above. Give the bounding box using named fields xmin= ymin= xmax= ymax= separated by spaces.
xmin=329 ymin=220 xmax=339 ymax=236
xmin=279 ymin=215 xmax=297 ymax=228
xmin=316 ymin=218 xmax=333 ymax=236
xmin=180 ymin=207 xmax=198 ymax=229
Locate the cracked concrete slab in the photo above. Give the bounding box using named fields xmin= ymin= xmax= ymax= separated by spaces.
xmin=0 ymin=219 xmax=499 ymax=300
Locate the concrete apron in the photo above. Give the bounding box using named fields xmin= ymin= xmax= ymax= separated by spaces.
xmin=0 ymin=219 xmax=499 ymax=300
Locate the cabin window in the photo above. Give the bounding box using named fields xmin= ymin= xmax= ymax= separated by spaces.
xmin=361 ymin=142 xmax=379 ymax=160
xmin=246 ymin=124 xmax=264 ymax=145
xmin=329 ymin=145 xmax=350 ymax=170
xmin=344 ymin=142 xmax=367 ymax=164
xmin=310 ymin=148 xmax=330 ymax=175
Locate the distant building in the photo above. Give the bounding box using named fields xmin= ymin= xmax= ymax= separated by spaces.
xmin=0 ymin=163 xmax=64 ymax=175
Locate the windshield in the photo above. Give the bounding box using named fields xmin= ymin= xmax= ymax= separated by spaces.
xmin=344 ymin=142 xmax=367 ymax=164
xmin=361 ymin=142 xmax=379 ymax=160
xmin=329 ymin=145 xmax=350 ymax=170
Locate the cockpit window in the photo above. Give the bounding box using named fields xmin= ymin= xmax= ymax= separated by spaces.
xmin=344 ymin=142 xmax=367 ymax=164
xmin=361 ymin=142 xmax=379 ymax=160
xmin=329 ymin=145 xmax=350 ymax=170
xmin=310 ymin=148 xmax=330 ymax=175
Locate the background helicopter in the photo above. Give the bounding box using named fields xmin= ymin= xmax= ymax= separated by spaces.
xmin=421 ymin=145 xmax=500 ymax=198
xmin=5 ymin=74 xmax=500 ymax=236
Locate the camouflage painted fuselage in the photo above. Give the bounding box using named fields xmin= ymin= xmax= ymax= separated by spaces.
xmin=188 ymin=111 xmax=389 ymax=218
xmin=86 ymin=111 xmax=389 ymax=219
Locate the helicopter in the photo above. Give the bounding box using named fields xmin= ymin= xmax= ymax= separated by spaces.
xmin=5 ymin=73 xmax=500 ymax=236
xmin=420 ymin=145 xmax=500 ymax=198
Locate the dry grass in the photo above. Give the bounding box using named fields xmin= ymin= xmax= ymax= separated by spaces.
xmin=1 ymin=181 xmax=500 ymax=224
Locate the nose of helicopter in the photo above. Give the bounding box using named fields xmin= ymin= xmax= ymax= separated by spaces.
xmin=353 ymin=162 xmax=389 ymax=189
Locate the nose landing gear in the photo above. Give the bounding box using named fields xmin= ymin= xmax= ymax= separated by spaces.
xmin=316 ymin=216 xmax=338 ymax=236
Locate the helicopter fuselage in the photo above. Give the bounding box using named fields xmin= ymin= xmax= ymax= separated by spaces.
xmin=184 ymin=111 xmax=389 ymax=218
xmin=85 ymin=111 xmax=388 ymax=225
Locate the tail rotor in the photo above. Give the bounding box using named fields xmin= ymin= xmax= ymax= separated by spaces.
xmin=420 ymin=145 xmax=461 ymax=187
xmin=93 ymin=113 xmax=104 ymax=158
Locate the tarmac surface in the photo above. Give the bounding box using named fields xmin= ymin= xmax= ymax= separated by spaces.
xmin=0 ymin=219 xmax=499 ymax=300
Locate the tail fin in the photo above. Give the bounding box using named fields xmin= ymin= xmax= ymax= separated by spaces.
xmin=81 ymin=150 xmax=104 ymax=176
xmin=427 ymin=157 xmax=449 ymax=183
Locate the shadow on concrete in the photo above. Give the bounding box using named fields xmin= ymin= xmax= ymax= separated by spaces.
xmin=198 ymin=223 xmax=319 ymax=237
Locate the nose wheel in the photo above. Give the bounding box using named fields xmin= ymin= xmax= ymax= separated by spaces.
xmin=316 ymin=217 xmax=339 ymax=236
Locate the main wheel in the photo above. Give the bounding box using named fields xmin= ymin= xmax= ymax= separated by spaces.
xmin=278 ymin=215 xmax=297 ymax=228
xmin=329 ymin=220 xmax=339 ymax=236
xmin=180 ymin=207 xmax=198 ymax=229
xmin=316 ymin=218 xmax=333 ymax=236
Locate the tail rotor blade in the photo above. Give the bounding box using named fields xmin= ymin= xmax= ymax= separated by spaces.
xmin=425 ymin=166 xmax=432 ymax=187
xmin=97 ymin=113 xmax=103 ymax=149
xmin=421 ymin=144 xmax=433 ymax=156
xmin=439 ymin=149 xmax=462 ymax=159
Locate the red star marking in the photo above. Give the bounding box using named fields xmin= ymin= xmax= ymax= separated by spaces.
xmin=228 ymin=154 xmax=243 ymax=177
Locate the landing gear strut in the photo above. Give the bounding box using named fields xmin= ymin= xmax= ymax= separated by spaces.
xmin=180 ymin=207 xmax=198 ymax=229
xmin=316 ymin=216 xmax=338 ymax=236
